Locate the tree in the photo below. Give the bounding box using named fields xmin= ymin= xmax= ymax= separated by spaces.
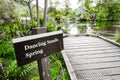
xmin=96 ymin=0 xmax=120 ymax=21
xmin=36 ymin=0 xmax=40 ymax=26
xmin=64 ymin=0 xmax=70 ymax=16
xmin=107 ymin=2 xmax=120 ymax=20
xmin=24 ymin=0 xmax=34 ymax=21
xmin=42 ymin=0 xmax=48 ymax=27
xmin=13 ymin=0 xmax=26 ymax=5
xmin=0 ymin=0 xmax=19 ymax=23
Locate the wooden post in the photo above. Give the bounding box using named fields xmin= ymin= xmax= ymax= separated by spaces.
xmin=43 ymin=58 xmax=51 ymax=80
xmin=37 ymin=58 xmax=51 ymax=80
xmin=32 ymin=27 xmax=46 ymax=35
xmin=37 ymin=59 xmax=44 ymax=80
xmin=32 ymin=27 xmax=51 ymax=80
xmin=13 ymin=31 xmax=63 ymax=80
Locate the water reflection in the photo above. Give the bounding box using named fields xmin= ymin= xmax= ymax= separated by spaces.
xmin=86 ymin=24 xmax=94 ymax=35
xmin=62 ymin=21 xmax=120 ymax=37
xmin=69 ymin=27 xmax=80 ymax=35
xmin=95 ymin=21 xmax=120 ymax=37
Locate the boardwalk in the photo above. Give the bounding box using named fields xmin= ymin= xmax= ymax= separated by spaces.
xmin=62 ymin=36 xmax=120 ymax=80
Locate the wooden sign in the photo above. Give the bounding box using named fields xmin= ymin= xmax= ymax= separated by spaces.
xmin=13 ymin=31 xmax=63 ymax=66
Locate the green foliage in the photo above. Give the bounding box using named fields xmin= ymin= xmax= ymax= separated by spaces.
xmin=0 ymin=0 xmax=74 ymax=79
xmin=47 ymin=5 xmax=75 ymax=24
xmin=5 ymin=61 xmax=27 ymax=80
xmin=39 ymin=16 xmax=43 ymax=26
xmin=0 ymin=21 xmax=70 ymax=79
xmin=47 ymin=21 xmax=56 ymax=32
xmin=5 ymin=60 xmax=36 ymax=80
xmin=0 ymin=35 xmax=11 ymax=43
xmin=77 ymin=25 xmax=87 ymax=33
xmin=0 ymin=0 xmax=19 ymax=23
xmin=69 ymin=11 xmax=76 ymax=22
xmin=115 ymin=33 xmax=120 ymax=43
xmin=48 ymin=7 xmax=62 ymax=24
xmin=0 ymin=22 xmax=32 ymax=39
xmin=0 ymin=39 xmax=36 ymax=79
xmin=96 ymin=21 xmax=116 ymax=31
xmin=5 ymin=60 xmax=17 ymax=79
xmin=48 ymin=6 xmax=58 ymax=18
xmin=13 ymin=0 xmax=26 ymax=5
xmin=31 ymin=76 xmax=39 ymax=80
xmin=107 ymin=3 xmax=120 ymax=20
xmin=84 ymin=0 xmax=91 ymax=10
xmin=0 ymin=21 xmax=36 ymax=80
xmin=83 ymin=0 xmax=98 ymax=20
xmin=32 ymin=20 xmax=38 ymax=28
xmin=84 ymin=12 xmax=91 ymax=20
xmin=96 ymin=9 xmax=109 ymax=21
xmin=0 ymin=75 xmax=2 ymax=79
xmin=0 ymin=20 xmax=70 ymax=80
xmin=96 ymin=1 xmax=120 ymax=21
xmin=50 ymin=53 xmax=70 ymax=80
xmin=0 ymin=43 xmax=15 ymax=59
xmin=94 ymin=26 xmax=100 ymax=31
xmin=84 ymin=0 xmax=120 ymax=21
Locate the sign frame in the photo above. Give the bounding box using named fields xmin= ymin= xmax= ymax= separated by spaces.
xmin=13 ymin=31 xmax=63 ymax=66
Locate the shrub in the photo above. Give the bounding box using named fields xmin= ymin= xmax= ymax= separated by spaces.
xmin=47 ymin=21 xmax=56 ymax=32
xmin=115 ymin=33 xmax=120 ymax=43
xmin=5 ymin=60 xmax=37 ymax=80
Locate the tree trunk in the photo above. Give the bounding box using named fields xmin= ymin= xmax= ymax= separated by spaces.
xmin=42 ymin=0 xmax=48 ymax=27
xmin=36 ymin=0 xmax=40 ymax=27
xmin=28 ymin=3 xmax=33 ymax=21
xmin=24 ymin=0 xmax=34 ymax=29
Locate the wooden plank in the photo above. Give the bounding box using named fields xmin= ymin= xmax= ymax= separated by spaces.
xmin=77 ymin=75 xmax=120 ymax=80
xmin=64 ymin=41 xmax=107 ymax=45
xmin=71 ymin=57 xmax=120 ymax=65
xmin=76 ymin=67 xmax=120 ymax=78
xmin=64 ymin=43 xmax=111 ymax=48
xmin=68 ymin=52 xmax=120 ymax=59
xmin=66 ymin=50 xmax=103 ymax=54
xmin=65 ymin=46 xmax=119 ymax=50
xmin=65 ymin=47 xmax=119 ymax=52
xmin=64 ymin=36 xmax=100 ymax=40
xmin=64 ymin=44 xmax=114 ymax=49
xmin=62 ymin=51 xmax=77 ymax=80
xmin=98 ymin=36 xmax=120 ymax=47
xmin=62 ymin=36 xmax=120 ymax=80
xmin=73 ymin=61 xmax=120 ymax=71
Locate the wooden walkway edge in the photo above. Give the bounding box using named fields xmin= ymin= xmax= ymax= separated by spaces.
xmin=62 ymin=36 xmax=120 ymax=80
xmin=62 ymin=50 xmax=77 ymax=80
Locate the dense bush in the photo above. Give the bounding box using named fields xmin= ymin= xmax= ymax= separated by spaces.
xmin=50 ymin=53 xmax=70 ymax=80
xmin=47 ymin=21 xmax=57 ymax=32
xmin=0 ymin=20 xmax=70 ymax=80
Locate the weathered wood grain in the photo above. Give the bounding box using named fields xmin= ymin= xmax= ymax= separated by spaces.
xmin=62 ymin=36 xmax=120 ymax=80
